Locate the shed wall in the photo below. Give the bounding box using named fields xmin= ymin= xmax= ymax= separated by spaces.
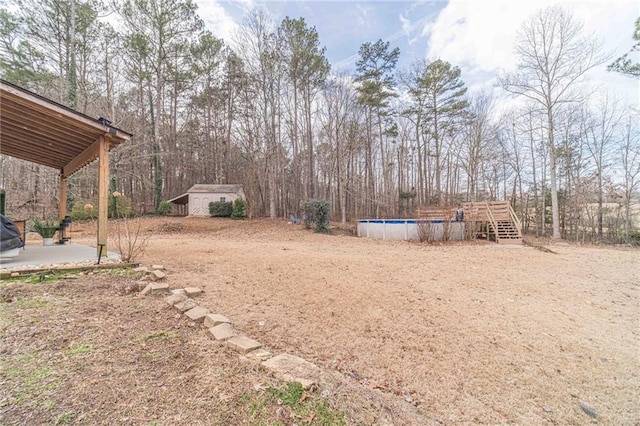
xmin=188 ymin=192 xmax=243 ymax=217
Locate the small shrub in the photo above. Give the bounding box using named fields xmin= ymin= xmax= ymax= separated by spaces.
xmin=70 ymin=201 xmax=97 ymax=221
xmin=231 ymin=197 xmax=246 ymax=220
xmin=108 ymin=192 xmax=148 ymax=262
xmin=110 ymin=216 xmax=150 ymax=263
xmin=156 ymin=200 xmax=172 ymax=216
xmin=441 ymin=220 xmax=452 ymax=242
xmin=109 ymin=193 xmax=132 ymax=219
xmin=417 ymin=220 xmax=452 ymax=242
xmin=302 ymin=199 xmax=330 ymax=233
xmin=417 ymin=220 xmax=433 ymax=242
xmin=209 ymin=201 xmax=233 ymax=217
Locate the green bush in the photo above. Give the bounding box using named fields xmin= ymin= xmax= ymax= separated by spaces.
xmin=209 ymin=201 xmax=233 ymax=217
xmin=156 ymin=200 xmax=172 ymax=216
xmin=109 ymin=193 xmax=132 ymax=218
xmin=70 ymin=201 xmax=97 ymax=221
xmin=231 ymin=198 xmax=246 ymax=220
xmin=302 ymin=199 xmax=330 ymax=233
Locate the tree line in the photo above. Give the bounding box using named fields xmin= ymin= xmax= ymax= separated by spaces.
xmin=1 ymin=0 xmax=638 ymax=243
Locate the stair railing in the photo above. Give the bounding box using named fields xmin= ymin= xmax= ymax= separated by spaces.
xmin=507 ymin=203 xmax=522 ymax=238
xmin=485 ymin=203 xmax=500 ymax=243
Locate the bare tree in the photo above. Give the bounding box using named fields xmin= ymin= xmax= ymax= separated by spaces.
xmin=461 ymin=91 xmax=495 ymax=202
xmin=321 ymin=74 xmax=357 ymax=222
xmin=583 ymin=93 xmax=623 ymax=239
xmin=235 ymin=8 xmax=281 ymax=218
xmin=620 ymin=113 xmax=640 ymax=242
xmin=500 ymin=5 xmax=608 ymax=239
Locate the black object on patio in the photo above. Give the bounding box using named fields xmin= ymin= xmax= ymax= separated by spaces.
xmin=58 ymin=215 xmax=72 ymax=244
xmin=0 ymin=214 xmax=25 ymax=252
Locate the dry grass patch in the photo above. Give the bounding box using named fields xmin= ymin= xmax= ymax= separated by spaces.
xmin=0 ymin=270 xmax=433 ymax=425
xmin=67 ymin=217 xmax=640 ymax=424
xmin=0 ymin=272 xmax=342 ymax=425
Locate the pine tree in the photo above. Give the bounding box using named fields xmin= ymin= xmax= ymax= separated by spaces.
xmin=355 ymin=39 xmax=400 ymax=216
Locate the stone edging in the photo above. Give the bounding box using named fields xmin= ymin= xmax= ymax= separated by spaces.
xmin=137 ymin=265 xmax=320 ymax=390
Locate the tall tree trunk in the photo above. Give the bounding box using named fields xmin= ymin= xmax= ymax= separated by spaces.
xmin=67 ymin=0 xmax=77 ymax=108
xmin=305 ymin=89 xmax=314 ymax=199
xmin=547 ymin=108 xmax=561 ymax=239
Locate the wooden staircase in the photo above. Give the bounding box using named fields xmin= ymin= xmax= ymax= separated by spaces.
xmin=463 ymin=201 xmax=522 ymax=244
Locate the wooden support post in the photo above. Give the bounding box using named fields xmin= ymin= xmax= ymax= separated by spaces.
xmin=97 ymin=136 xmax=109 ymax=257
xmin=59 ymin=174 xmax=67 ymax=221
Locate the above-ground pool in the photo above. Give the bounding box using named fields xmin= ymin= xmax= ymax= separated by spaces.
xmin=357 ymin=219 xmax=465 ymax=241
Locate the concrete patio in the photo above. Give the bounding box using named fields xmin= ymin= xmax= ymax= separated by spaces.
xmin=0 ymin=243 xmax=120 ymax=271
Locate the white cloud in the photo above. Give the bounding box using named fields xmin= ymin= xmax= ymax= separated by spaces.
xmin=424 ymin=0 xmax=639 ymax=107
xmin=399 ymin=14 xmax=412 ymax=39
xmin=399 ymin=12 xmax=431 ymax=46
xmin=426 ymin=0 xmax=561 ymax=71
xmin=195 ymin=0 xmax=253 ymax=45
xmin=355 ymin=3 xmax=370 ymax=29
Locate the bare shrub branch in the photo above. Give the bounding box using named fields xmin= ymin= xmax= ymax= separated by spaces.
xmin=110 ymin=216 xmax=150 ymax=263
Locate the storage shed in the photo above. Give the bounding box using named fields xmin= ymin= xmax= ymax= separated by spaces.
xmin=168 ymin=184 xmax=246 ymax=217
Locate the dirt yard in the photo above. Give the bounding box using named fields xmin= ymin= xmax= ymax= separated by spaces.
xmin=3 ymin=217 xmax=639 ymax=424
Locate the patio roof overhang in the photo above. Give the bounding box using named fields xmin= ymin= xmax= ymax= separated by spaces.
xmin=0 ymin=79 xmax=132 ymax=256
xmin=0 ymin=79 xmax=131 ymax=177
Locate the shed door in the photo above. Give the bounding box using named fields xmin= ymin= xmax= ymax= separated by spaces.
xmin=190 ymin=195 xmax=208 ymax=216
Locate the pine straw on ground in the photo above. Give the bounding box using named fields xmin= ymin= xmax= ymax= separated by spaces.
xmin=0 ymin=271 xmax=434 ymax=425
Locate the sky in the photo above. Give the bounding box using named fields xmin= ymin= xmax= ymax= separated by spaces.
xmin=194 ymin=0 xmax=640 ymax=108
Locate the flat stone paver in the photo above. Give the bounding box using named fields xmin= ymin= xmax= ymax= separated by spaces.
xmin=209 ymin=323 xmax=237 ymax=341
xmin=248 ymin=349 xmax=273 ymax=361
xmin=185 ymin=306 xmax=210 ymax=322
xmin=174 ymin=299 xmax=198 ymax=313
xmin=133 ymin=266 xmax=148 ymax=278
xmin=165 ymin=293 xmax=187 ymax=306
xmin=150 ymin=282 xmax=170 ymax=293
xmin=204 ymin=313 xmax=231 ymax=328
xmin=184 ymin=287 xmax=202 ymax=296
xmin=149 ymin=270 xmax=166 ymax=281
xmin=171 ymin=288 xmax=187 ymax=296
xmin=140 ymin=284 xmax=152 ymax=296
xmin=261 ymin=354 xmax=321 ymax=389
xmin=227 ymin=336 xmax=262 ymax=354
xmin=151 ymin=264 xmax=165 ymax=270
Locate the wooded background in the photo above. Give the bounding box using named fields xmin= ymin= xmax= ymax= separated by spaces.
xmin=1 ymin=1 xmax=638 ymax=243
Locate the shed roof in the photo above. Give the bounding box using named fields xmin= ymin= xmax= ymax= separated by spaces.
xmin=0 ymin=79 xmax=131 ymax=177
xmin=168 ymin=193 xmax=189 ymax=205
xmin=187 ymin=184 xmax=244 ymax=194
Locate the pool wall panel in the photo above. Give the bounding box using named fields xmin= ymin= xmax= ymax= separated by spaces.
xmin=357 ymin=219 xmax=465 ymax=241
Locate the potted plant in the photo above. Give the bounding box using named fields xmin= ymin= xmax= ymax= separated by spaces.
xmin=30 ymin=218 xmax=59 ymax=246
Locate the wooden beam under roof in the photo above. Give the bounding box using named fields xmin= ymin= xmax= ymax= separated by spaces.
xmin=62 ymin=137 xmax=102 ymax=178
xmin=0 ymin=79 xmax=131 ymax=173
